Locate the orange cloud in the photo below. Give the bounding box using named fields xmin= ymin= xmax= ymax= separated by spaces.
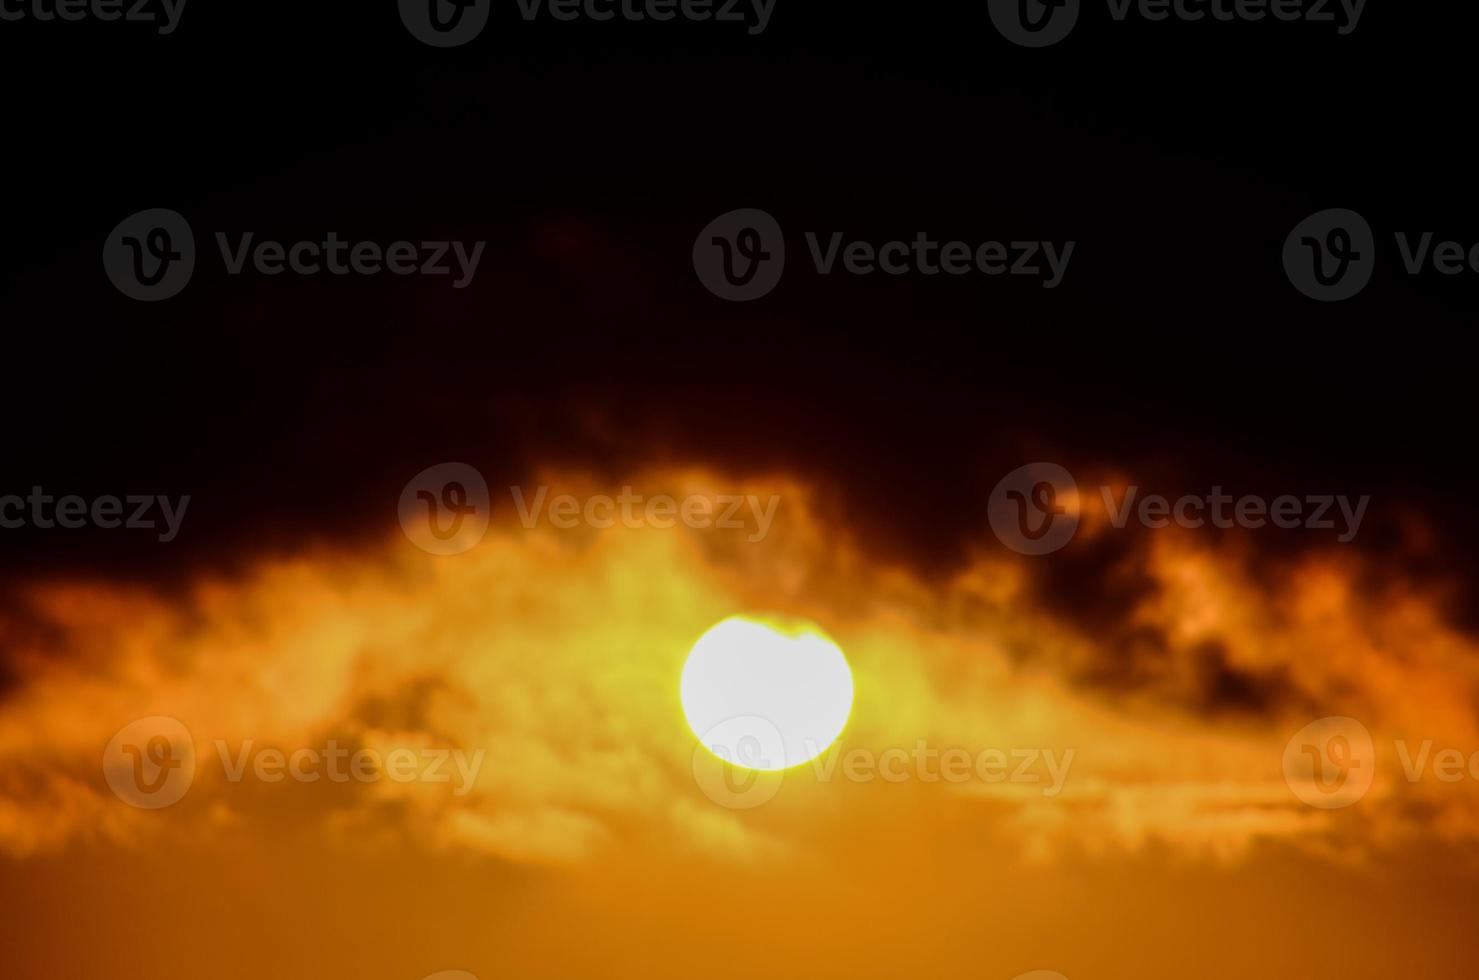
xmin=1 ymin=467 xmax=1476 ymax=874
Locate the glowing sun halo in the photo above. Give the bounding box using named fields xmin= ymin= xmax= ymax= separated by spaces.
xmin=681 ymin=615 xmax=854 ymax=772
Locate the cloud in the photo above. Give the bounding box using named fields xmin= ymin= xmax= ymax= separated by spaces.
xmin=1 ymin=467 xmax=1476 ymax=868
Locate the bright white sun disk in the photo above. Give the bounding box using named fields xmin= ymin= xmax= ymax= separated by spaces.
xmin=681 ymin=615 xmax=853 ymax=772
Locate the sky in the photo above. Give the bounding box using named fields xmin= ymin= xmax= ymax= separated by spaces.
xmin=3 ymin=2 xmax=1479 ymax=978
xmin=4 ymin=464 xmax=1479 ymax=978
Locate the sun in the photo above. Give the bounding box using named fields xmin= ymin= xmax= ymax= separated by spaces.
xmin=681 ymin=614 xmax=854 ymax=772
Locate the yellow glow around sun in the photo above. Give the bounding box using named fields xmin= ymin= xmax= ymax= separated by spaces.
xmin=681 ymin=614 xmax=854 ymax=772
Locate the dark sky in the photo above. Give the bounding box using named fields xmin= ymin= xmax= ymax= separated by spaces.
xmin=2 ymin=0 xmax=1475 ymax=595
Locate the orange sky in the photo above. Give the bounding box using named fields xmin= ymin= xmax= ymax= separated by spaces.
xmin=2 ymin=466 xmax=1477 ymax=979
